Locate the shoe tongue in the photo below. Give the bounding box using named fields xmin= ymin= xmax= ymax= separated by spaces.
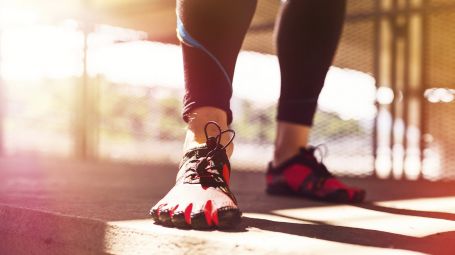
xmin=299 ymin=147 xmax=312 ymax=155
xmin=299 ymin=147 xmax=332 ymax=176
xmin=206 ymin=137 xmax=218 ymax=150
xmin=189 ymin=137 xmax=220 ymax=158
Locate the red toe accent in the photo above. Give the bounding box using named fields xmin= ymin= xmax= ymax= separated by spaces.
xmin=346 ymin=190 xmax=355 ymax=200
xmin=184 ymin=204 xmax=193 ymax=225
xmin=222 ymin=164 xmax=230 ymax=186
xmin=212 ymin=209 xmax=219 ymax=226
xmin=266 ymin=175 xmax=273 ymax=185
xmin=324 ymin=178 xmax=347 ymax=190
xmin=169 ymin=204 xmax=179 ymax=218
xmin=323 ymin=178 xmax=358 ymax=200
xmin=204 ymin=200 xmax=213 ymax=226
xmin=156 ymin=204 xmax=166 ymax=217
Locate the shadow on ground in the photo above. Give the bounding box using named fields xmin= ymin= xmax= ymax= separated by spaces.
xmin=241 ymin=216 xmax=455 ymax=255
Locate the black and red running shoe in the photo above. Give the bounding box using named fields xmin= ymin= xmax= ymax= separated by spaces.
xmin=150 ymin=121 xmax=241 ymax=229
xmin=266 ymin=146 xmax=366 ymax=203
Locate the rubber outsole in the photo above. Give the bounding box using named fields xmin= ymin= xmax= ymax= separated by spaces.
xmin=150 ymin=207 xmax=242 ymax=229
xmin=266 ymin=182 xmax=366 ymax=204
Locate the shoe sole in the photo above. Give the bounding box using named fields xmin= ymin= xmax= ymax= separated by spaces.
xmin=150 ymin=207 xmax=242 ymax=230
xmin=267 ymin=183 xmax=366 ymax=204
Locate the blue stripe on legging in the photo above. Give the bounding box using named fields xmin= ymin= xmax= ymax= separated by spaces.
xmin=177 ymin=17 xmax=232 ymax=86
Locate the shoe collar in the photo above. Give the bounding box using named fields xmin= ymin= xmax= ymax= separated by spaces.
xmin=268 ymin=146 xmax=323 ymax=174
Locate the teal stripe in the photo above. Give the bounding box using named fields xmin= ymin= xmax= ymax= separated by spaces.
xmin=177 ymin=17 xmax=232 ymax=86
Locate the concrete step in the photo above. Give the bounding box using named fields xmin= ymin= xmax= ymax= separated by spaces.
xmin=1 ymin=157 xmax=455 ymax=255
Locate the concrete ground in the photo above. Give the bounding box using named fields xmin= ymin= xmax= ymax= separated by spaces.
xmin=1 ymin=156 xmax=455 ymax=255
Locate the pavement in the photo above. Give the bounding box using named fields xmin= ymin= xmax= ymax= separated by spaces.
xmin=1 ymin=156 xmax=455 ymax=255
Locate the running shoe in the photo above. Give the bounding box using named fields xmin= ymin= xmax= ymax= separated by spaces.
xmin=150 ymin=121 xmax=241 ymax=229
xmin=266 ymin=146 xmax=366 ymax=203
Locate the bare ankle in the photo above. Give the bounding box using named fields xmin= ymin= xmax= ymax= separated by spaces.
xmin=183 ymin=107 xmax=234 ymax=157
xmin=273 ymin=147 xmax=299 ymax=167
xmin=273 ymin=121 xmax=311 ymax=167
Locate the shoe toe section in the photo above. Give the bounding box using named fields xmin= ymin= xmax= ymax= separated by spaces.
xmin=326 ymin=189 xmax=350 ymax=203
xmin=158 ymin=209 xmax=173 ymax=226
xmin=171 ymin=211 xmax=190 ymax=229
xmin=150 ymin=203 xmax=167 ymax=222
xmin=149 ymin=208 xmax=159 ymax=221
xmin=325 ymin=188 xmax=366 ymax=204
xmin=149 ymin=174 xmax=240 ymax=229
xmin=352 ymin=189 xmax=366 ymax=203
xmin=216 ymin=207 xmax=242 ymax=229
xmin=190 ymin=211 xmax=211 ymax=229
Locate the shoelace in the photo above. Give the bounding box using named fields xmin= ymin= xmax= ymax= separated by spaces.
xmin=185 ymin=121 xmax=235 ymax=187
xmin=305 ymin=144 xmax=333 ymax=178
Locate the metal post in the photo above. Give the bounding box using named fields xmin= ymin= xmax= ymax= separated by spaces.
xmin=373 ymin=0 xmax=380 ymax=178
xmin=374 ymin=0 xmax=395 ymax=179
xmin=403 ymin=0 xmax=425 ymax=180
xmin=419 ymin=0 xmax=429 ymax=179
xmin=402 ymin=0 xmax=411 ymax=178
xmin=0 ymin=30 xmax=4 ymax=156
xmin=75 ymin=21 xmax=90 ymax=160
xmin=391 ymin=0 xmax=409 ymax=180
xmin=389 ymin=1 xmax=397 ymax=180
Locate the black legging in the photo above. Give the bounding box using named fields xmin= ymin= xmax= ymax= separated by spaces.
xmin=177 ymin=0 xmax=346 ymax=126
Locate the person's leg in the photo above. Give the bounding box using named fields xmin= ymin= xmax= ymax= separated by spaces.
xmin=178 ymin=0 xmax=257 ymax=157
xmin=274 ymin=0 xmax=346 ymax=166
xmin=274 ymin=123 xmax=311 ymax=166
xmin=150 ymin=0 xmax=257 ymax=229
xmin=267 ymin=0 xmax=366 ymax=203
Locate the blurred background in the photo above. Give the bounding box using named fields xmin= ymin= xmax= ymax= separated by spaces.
xmin=0 ymin=0 xmax=454 ymax=180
